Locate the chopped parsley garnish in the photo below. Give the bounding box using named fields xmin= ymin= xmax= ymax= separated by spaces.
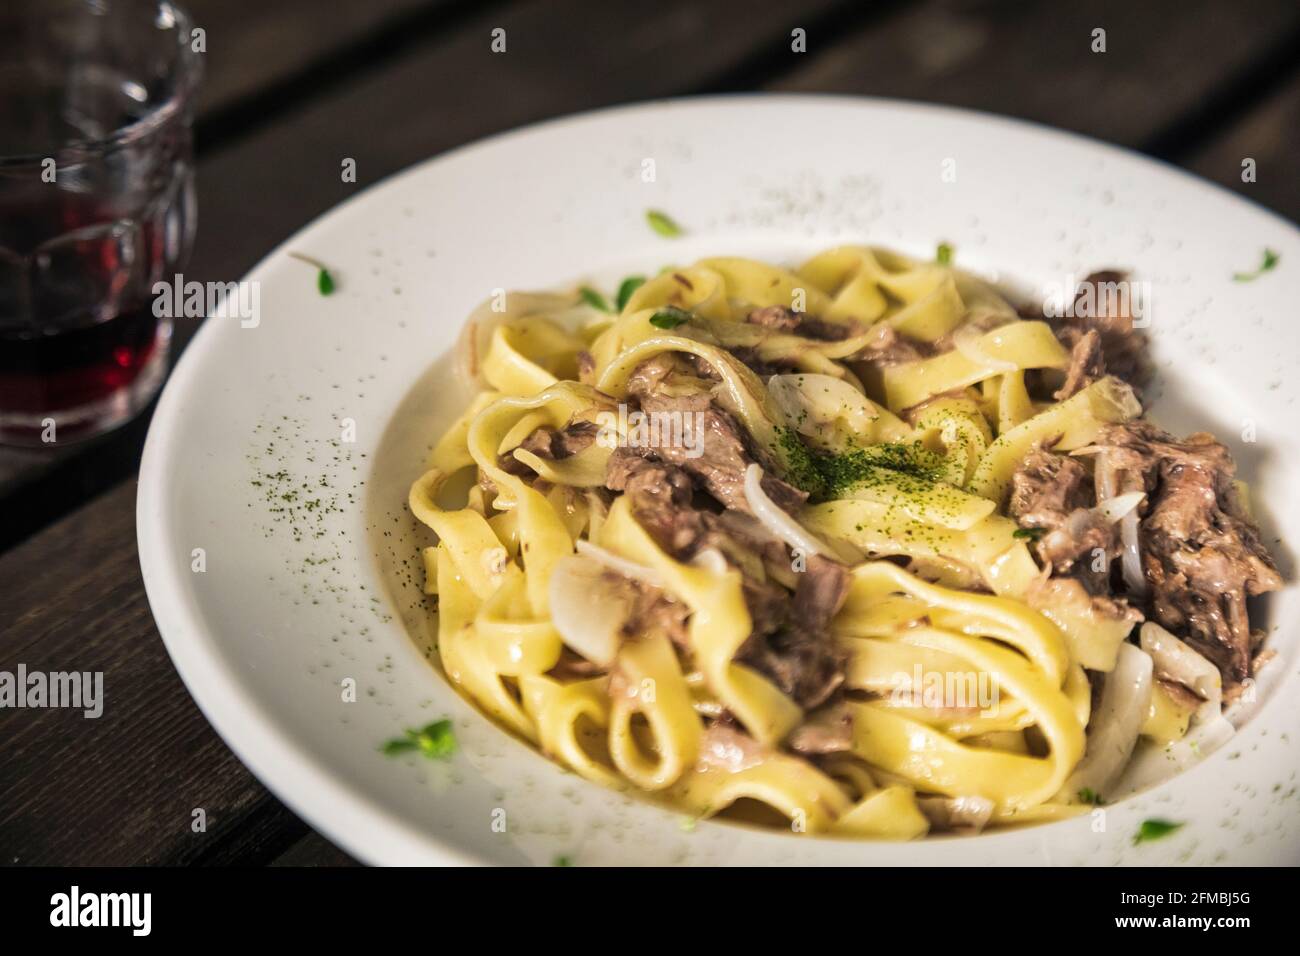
xmin=1133 ymin=818 xmax=1184 ymax=845
xmin=380 ymin=718 xmax=457 ymax=759
xmin=1012 ymin=527 xmax=1046 ymax=541
xmin=646 ymin=209 xmax=682 ymax=238
xmin=1233 ymin=248 xmax=1279 ymax=282
xmin=553 ymin=855 xmax=574 ymax=867
xmin=649 ymin=306 xmax=692 ymax=329
xmin=616 ymin=275 xmax=646 ymax=311
xmin=777 ymin=428 xmax=828 ymax=498
xmin=578 ymin=285 xmax=612 ymax=312
xmin=775 ymin=429 xmax=948 ymax=502
xmin=936 ymin=242 xmax=954 ymax=266
xmin=1077 ymin=788 xmax=1105 ymax=806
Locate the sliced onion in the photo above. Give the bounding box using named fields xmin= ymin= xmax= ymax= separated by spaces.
xmin=690 ymin=547 xmax=730 ymax=576
xmin=952 ymin=323 xmax=1017 ymax=373
xmin=767 ymin=373 xmax=878 ymax=437
xmin=1119 ymin=508 xmax=1145 ymax=596
xmin=1090 ymin=451 xmax=1146 ymax=596
xmin=743 ymin=463 xmax=830 ymax=557
xmin=1092 ymin=448 xmax=1116 ymax=499
xmin=548 ymin=554 xmax=632 ymax=666
xmin=1061 ymin=642 xmax=1153 ymax=802
xmin=1090 ymin=489 xmax=1146 ymax=594
xmin=1094 ymin=490 xmax=1145 ymax=523
xmin=1139 ymin=622 xmax=1222 ymax=723
xmin=574 ymin=539 xmax=663 ymax=588
xmin=1227 ymin=652 xmax=1278 ymax=729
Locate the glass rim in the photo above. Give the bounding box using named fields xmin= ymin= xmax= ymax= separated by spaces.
xmin=0 ymin=0 xmax=204 ymax=170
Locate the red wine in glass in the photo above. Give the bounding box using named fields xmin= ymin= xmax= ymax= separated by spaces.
xmin=0 ymin=0 xmax=200 ymax=446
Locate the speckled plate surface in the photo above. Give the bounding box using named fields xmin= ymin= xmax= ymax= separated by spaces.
xmin=138 ymin=95 xmax=1300 ymax=865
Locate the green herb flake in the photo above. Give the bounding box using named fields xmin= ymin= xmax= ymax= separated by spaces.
xmin=1077 ymin=788 xmax=1105 ymax=806
xmin=1012 ymin=527 xmax=1046 ymax=541
xmin=774 ymin=429 xmax=958 ymax=502
xmin=289 ymin=252 xmax=336 ymax=295
xmin=578 ymin=286 xmax=612 ymax=312
xmin=1233 ymin=248 xmax=1279 ymax=282
xmin=649 ymin=306 xmax=692 ymax=330
xmin=936 ymin=242 xmax=954 ymax=266
xmin=553 ymin=855 xmax=573 ymax=867
xmin=646 ymin=209 xmax=682 ymax=238
xmin=1133 ymin=818 xmax=1184 ymax=845
xmin=380 ymin=718 xmax=457 ymax=760
xmin=616 ymin=275 xmax=646 ymax=311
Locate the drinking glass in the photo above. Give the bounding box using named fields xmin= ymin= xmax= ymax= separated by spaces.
xmin=0 ymin=0 xmax=201 ymax=445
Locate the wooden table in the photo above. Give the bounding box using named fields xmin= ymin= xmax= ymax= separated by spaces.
xmin=2 ymin=0 xmax=1298 ymax=866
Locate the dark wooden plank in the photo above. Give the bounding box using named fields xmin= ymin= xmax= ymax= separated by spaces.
xmin=0 ymin=0 xmax=857 ymax=865
xmin=184 ymin=0 xmax=852 ymax=291
xmin=1183 ymin=73 xmax=1300 ymax=223
xmin=0 ymin=482 xmax=286 ymax=865
xmin=184 ymin=0 xmax=455 ymax=118
xmin=773 ymin=0 xmax=1300 ymax=154
xmin=270 ymin=832 xmax=360 ymax=867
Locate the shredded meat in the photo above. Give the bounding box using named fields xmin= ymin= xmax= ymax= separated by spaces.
xmin=606 ymin=453 xmax=789 ymax=636
xmin=852 ymin=322 xmax=926 ymax=367
xmin=746 ymin=305 xmax=802 ymax=332
xmin=1008 ymin=441 xmax=1142 ymax=634
xmin=1054 ymin=328 xmax=1106 ymax=400
xmin=1157 ymin=676 xmax=1203 ymax=711
xmin=1048 ymin=271 xmax=1152 ymax=393
xmin=548 ymin=648 xmax=606 ymax=681
xmin=786 ymin=701 xmax=854 ymax=754
xmin=708 ymin=509 xmax=799 ymax=582
xmin=1090 ymin=421 xmax=1282 ymax=683
xmin=622 ymin=355 xmax=806 ymax=513
xmin=725 ymin=346 xmax=791 ymax=378
xmin=1008 ymin=441 xmax=1093 ymax=522
xmin=697 ymin=720 xmax=766 ymax=773
xmin=746 ymin=305 xmax=853 ymax=341
xmin=498 ymin=419 xmax=598 ymax=476
xmin=621 ymin=576 xmax=691 ymax=650
xmin=1008 ymin=441 xmax=1117 ymax=576
xmin=605 ymin=451 xmax=847 ymax=711
xmin=736 ymin=555 xmax=850 ymax=709
xmin=605 ymin=452 xmax=706 ymax=556
xmin=917 ymin=795 xmax=994 ymax=833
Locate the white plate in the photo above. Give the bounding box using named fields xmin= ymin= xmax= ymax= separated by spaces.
xmin=138 ymin=95 xmax=1300 ymax=865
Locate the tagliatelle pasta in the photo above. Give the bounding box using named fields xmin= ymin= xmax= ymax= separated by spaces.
xmin=406 ymin=246 xmax=1280 ymax=838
